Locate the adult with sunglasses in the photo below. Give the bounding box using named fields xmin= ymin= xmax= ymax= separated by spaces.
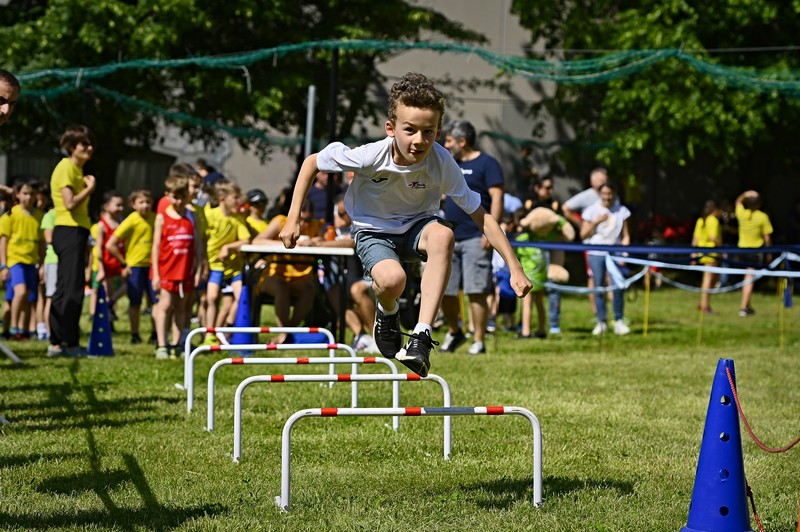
xmin=47 ymin=125 xmax=96 ymax=357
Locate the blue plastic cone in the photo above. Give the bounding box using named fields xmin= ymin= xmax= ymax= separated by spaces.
xmin=681 ymin=358 xmax=752 ymax=532
xmin=88 ymin=284 xmax=114 ymax=356
xmin=230 ymin=283 xmax=255 ymax=346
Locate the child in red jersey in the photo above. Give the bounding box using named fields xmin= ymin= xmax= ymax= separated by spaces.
xmin=151 ymin=175 xmax=205 ymax=359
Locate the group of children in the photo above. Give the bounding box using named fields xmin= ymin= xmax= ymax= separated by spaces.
xmin=0 ymin=163 xmax=265 ymax=360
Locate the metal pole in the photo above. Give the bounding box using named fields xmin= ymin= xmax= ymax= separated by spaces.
xmin=326 ymin=48 xmax=339 ymax=224
xmin=304 ymin=85 xmax=316 ymax=158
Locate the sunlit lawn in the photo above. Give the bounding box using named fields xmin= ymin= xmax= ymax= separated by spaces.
xmin=1 ymin=284 xmax=799 ymax=531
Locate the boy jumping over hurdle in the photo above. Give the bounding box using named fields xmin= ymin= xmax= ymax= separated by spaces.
xmin=279 ymin=72 xmax=530 ymax=377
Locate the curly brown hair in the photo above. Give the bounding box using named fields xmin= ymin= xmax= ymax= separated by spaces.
xmin=387 ymin=73 xmax=446 ymax=128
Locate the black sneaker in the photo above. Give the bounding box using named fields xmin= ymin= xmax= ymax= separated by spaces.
xmin=373 ymin=307 xmax=402 ymax=359
xmin=440 ymin=329 xmax=466 ymax=353
xmin=396 ymin=330 xmax=438 ymax=377
xmin=131 ymin=334 xmax=142 ymax=344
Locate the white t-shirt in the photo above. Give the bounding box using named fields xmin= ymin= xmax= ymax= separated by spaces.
xmin=316 ymin=137 xmax=480 ymax=235
xmin=564 ymin=187 xmax=620 ymax=214
xmin=582 ymin=201 xmax=631 ymax=249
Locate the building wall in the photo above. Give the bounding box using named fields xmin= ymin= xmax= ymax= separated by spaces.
xmin=155 ymin=1 xmax=571 ymax=202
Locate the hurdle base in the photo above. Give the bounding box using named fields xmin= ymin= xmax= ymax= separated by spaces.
xmin=275 ymin=495 xmax=287 ymax=512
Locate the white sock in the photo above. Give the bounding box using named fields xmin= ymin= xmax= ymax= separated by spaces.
xmin=378 ymin=300 xmax=398 ymax=315
xmin=413 ymin=323 xmax=432 ymax=337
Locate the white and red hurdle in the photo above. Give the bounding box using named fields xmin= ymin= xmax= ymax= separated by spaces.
xmin=206 ymin=355 xmax=401 ymax=431
xmin=184 ymin=336 xmax=365 ymax=413
xmin=275 ymin=405 xmax=543 ymax=511
xmin=181 ymin=326 xmax=337 ymax=395
xmin=233 ymin=373 xmax=452 ymax=463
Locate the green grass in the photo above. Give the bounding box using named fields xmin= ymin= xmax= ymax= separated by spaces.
xmin=1 ymin=287 xmax=799 ymax=531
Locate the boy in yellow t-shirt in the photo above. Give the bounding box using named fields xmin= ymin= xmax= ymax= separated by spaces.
xmin=245 ymin=189 xmax=269 ymax=237
xmin=0 ymin=180 xmax=44 ymax=339
xmin=203 ymin=180 xmax=250 ymax=342
xmin=106 ymin=189 xmax=156 ymax=343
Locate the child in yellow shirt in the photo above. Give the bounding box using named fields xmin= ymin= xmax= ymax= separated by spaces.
xmin=0 ymin=180 xmax=44 ymax=339
xmin=106 ymin=190 xmax=156 ymax=344
xmin=204 ymin=180 xmax=250 ymax=342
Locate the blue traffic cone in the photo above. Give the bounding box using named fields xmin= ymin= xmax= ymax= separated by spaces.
xmin=681 ymin=358 xmax=753 ymax=532
xmin=230 ymin=283 xmax=255 ymax=346
xmin=88 ymin=284 xmax=114 ymax=356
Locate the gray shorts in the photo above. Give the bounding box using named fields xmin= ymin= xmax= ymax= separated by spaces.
xmin=444 ymin=236 xmax=493 ymax=296
xmin=355 ymin=217 xmax=449 ymax=281
xmin=44 ymin=263 xmax=58 ymax=298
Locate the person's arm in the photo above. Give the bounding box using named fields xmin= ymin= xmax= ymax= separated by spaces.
xmin=151 ymin=214 xmax=164 ymax=292
xmin=105 ymin=233 xmax=128 ymax=275
xmin=279 ymin=153 xmax=319 ymax=249
xmin=60 ymin=175 xmax=96 ymax=212
xmin=580 ymin=214 xmax=607 ymax=241
xmin=736 ymin=190 xmax=758 ymax=206
xmin=218 ymin=238 xmax=250 ymax=262
xmin=482 ymin=185 xmax=504 ymax=250
xmin=562 ymin=202 xmax=582 ymax=229
xmin=469 ymin=205 xmax=531 ymax=298
xmin=620 ymin=219 xmax=631 ymax=246
xmin=252 ymin=217 xmax=285 ymax=246
xmin=193 ymin=216 xmax=208 ymax=287
xmin=0 ymin=235 xmax=8 ymax=283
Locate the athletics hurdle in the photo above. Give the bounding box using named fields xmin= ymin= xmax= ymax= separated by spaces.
xmin=185 ymin=340 xmax=356 ymax=413
xmin=180 ymin=326 xmax=337 ymax=391
xmin=207 ymin=356 xmax=400 ymax=431
xmin=275 ymin=406 xmax=543 ymax=511
xmin=233 ymin=373 xmax=451 ymax=463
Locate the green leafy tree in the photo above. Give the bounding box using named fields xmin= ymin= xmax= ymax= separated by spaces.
xmin=0 ymin=0 xmax=485 ymax=177
xmin=510 ymin=0 xmax=800 ymax=210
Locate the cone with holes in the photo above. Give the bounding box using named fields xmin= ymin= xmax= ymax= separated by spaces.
xmin=230 ymin=282 xmax=255 ymax=345
xmin=88 ymin=284 xmax=114 ymax=356
xmin=681 ymin=358 xmax=753 ymax=532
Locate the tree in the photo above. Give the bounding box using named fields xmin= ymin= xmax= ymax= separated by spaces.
xmin=0 ymin=0 xmax=486 ymax=175
xmin=510 ymin=0 xmax=800 ymax=218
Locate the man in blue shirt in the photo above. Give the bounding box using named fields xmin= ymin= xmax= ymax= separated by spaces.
xmin=440 ymin=120 xmax=505 ymax=355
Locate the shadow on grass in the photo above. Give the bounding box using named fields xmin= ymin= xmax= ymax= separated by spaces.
xmin=0 ymin=452 xmax=87 ymax=470
xmin=3 ymin=375 xmax=181 ymax=431
xmin=460 ymin=475 xmax=634 ymax=510
xmin=0 ymin=504 xmax=227 ymax=530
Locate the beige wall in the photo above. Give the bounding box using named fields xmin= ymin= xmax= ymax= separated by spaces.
xmin=158 ymin=1 xmax=570 ymax=199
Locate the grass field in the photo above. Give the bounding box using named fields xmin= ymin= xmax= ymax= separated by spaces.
xmin=1 ymin=285 xmax=799 ymax=531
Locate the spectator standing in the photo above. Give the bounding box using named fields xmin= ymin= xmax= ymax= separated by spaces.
xmin=105 ymin=190 xmax=156 ymax=344
xmin=735 ymin=190 xmax=773 ymax=317
xmin=527 ymin=176 xmax=567 ymax=333
xmin=0 ymin=180 xmax=44 ymax=339
xmin=564 ymin=167 xmax=617 ymax=317
xmin=580 ymin=182 xmax=631 ymax=336
xmin=203 ymin=180 xmax=250 ymax=338
xmin=691 ymin=200 xmax=722 ymax=314
xmin=151 ymin=175 xmax=204 ymax=359
xmin=48 ymin=125 xmax=96 ymax=357
xmin=439 ymin=120 xmax=504 ymax=356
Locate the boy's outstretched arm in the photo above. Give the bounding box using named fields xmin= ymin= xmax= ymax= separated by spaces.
xmin=279 ymin=154 xmax=319 ymax=249
xmin=469 ymin=205 xmax=532 ymax=298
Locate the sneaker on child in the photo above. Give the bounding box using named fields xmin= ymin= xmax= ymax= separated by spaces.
xmin=440 ymin=329 xmax=466 ymax=353
xmin=467 ymin=341 xmax=486 ymax=355
xmin=396 ymin=330 xmax=438 ymax=377
xmin=592 ymin=322 xmax=609 ymax=336
xmin=613 ymin=320 xmax=630 ymax=336
xmin=373 ymin=306 xmax=402 ymax=359
xmin=155 ymin=347 xmax=170 ymax=360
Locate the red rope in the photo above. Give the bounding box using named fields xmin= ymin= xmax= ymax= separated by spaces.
xmin=747 ymin=484 xmax=766 ymax=532
xmin=725 ymin=367 xmax=800 ymax=453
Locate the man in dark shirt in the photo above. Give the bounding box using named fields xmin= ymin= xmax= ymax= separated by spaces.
xmin=439 ymin=120 xmax=504 ymax=355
